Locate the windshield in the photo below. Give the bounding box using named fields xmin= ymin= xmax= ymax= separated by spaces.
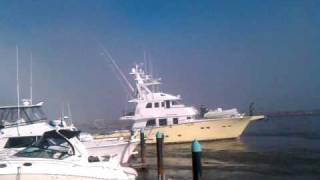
xmin=0 ymin=106 xmax=47 ymax=127
xmin=15 ymin=136 xmax=73 ymax=160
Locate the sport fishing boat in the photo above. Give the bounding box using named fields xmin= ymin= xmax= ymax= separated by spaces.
xmin=0 ymin=101 xmax=138 ymax=164
xmin=0 ymin=129 xmax=137 ymax=179
xmin=103 ymin=64 xmax=264 ymax=144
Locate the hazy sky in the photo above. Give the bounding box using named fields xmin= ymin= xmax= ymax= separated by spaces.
xmin=0 ymin=0 xmax=319 ymax=122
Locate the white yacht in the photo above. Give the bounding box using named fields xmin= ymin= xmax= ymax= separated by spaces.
xmin=105 ymin=64 xmax=264 ymax=143
xmin=0 ymin=129 xmax=137 ymax=179
xmin=0 ymin=101 xmax=138 ymax=164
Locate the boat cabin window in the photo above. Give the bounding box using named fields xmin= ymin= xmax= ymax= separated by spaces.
xmin=161 ymin=102 xmax=165 ymax=107
xmin=146 ymin=103 xmax=152 ymax=108
xmin=0 ymin=106 xmax=47 ymax=127
xmin=173 ymin=118 xmax=179 ymax=124
xmin=5 ymin=136 xmax=41 ymax=148
xmin=159 ymin=119 xmax=167 ymax=126
xmin=154 ymin=102 xmax=159 ymax=108
xmin=165 ymin=101 xmax=171 ymax=108
xmin=146 ymin=119 xmax=156 ymax=127
xmin=172 ymin=100 xmax=181 ymax=105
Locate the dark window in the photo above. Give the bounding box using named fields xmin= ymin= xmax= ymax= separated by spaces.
xmin=159 ymin=119 xmax=167 ymax=126
xmin=187 ymin=116 xmax=191 ymax=119
xmin=146 ymin=119 xmax=156 ymax=127
xmin=172 ymin=101 xmax=181 ymax=105
xmin=161 ymin=102 xmax=165 ymax=107
xmin=165 ymin=101 xmax=171 ymax=108
xmin=5 ymin=136 xmax=41 ymax=148
xmin=173 ymin=118 xmax=179 ymax=124
xmin=154 ymin=102 xmax=159 ymax=108
xmin=146 ymin=103 xmax=152 ymax=108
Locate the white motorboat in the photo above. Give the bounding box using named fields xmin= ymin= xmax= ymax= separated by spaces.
xmin=0 ymin=101 xmax=139 ymax=164
xmin=0 ymin=129 xmax=137 ymax=179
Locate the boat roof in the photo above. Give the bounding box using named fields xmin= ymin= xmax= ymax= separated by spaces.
xmin=0 ymin=102 xmax=44 ymax=109
xmin=129 ymin=92 xmax=181 ymax=102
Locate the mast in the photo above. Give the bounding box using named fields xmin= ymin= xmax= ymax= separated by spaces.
xmin=60 ymin=103 xmax=64 ymax=127
xmin=16 ymin=45 xmax=20 ymax=136
xmin=67 ymin=103 xmax=72 ymax=125
xmin=130 ymin=64 xmax=161 ymax=100
xmin=30 ymin=52 xmax=33 ymax=105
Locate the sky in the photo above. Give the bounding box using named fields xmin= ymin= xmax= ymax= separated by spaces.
xmin=0 ymin=0 xmax=319 ymax=123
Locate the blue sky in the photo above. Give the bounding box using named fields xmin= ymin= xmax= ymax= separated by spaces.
xmin=0 ymin=0 xmax=319 ymax=122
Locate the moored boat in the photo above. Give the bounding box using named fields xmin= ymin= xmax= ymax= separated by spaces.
xmin=0 ymin=101 xmax=139 ymax=164
xmin=0 ymin=129 xmax=137 ymax=179
xmin=103 ymin=64 xmax=264 ymax=144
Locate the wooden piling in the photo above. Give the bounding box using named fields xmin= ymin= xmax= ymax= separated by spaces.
xmin=140 ymin=128 xmax=146 ymax=164
xmin=156 ymin=131 xmax=164 ymax=180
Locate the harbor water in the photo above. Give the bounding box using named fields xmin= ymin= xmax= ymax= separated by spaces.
xmin=81 ymin=116 xmax=320 ymax=179
xmin=132 ymin=116 xmax=320 ymax=180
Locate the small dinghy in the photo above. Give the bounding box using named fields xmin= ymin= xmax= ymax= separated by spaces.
xmin=0 ymin=129 xmax=137 ymax=180
xmin=204 ymin=108 xmax=243 ymax=119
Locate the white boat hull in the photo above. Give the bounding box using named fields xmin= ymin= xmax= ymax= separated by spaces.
xmin=0 ymin=159 xmax=137 ymax=180
xmin=0 ymin=138 xmax=139 ymax=165
xmin=0 ymin=175 xmax=104 ymax=180
xmin=83 ymin=139 xmax=139 ymax=164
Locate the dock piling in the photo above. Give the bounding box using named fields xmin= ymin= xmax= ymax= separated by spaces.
xmin=156 ymin=131 xmax=165 ymax=180
xmin=192 ymin=140 xmax=202 ymax=180
xmin=140 ymin=128 xmax=146 ymax=164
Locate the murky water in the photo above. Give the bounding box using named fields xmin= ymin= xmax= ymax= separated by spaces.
xmin=130 ymin=116 xmax=320 ymax=180
xmin=80 ymin=116 xmax=320 ymax=179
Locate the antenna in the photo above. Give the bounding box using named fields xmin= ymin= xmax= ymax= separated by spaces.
xmin=30 ymin=52 xmax=33 ymax=105
xmin=67 ymin=103 xmax=73 ymax=125
xmin=148 ymin=54 xmax=155 ymax=92
xmin=98 ymin=43 xmax=135 ymax=93
xmin=60 ymin=103 xmax=64 ymax=127
xmin=143 ymin=50 xmax=147 ymax=73
xmin=16 ymin=45 xmax=20 ymax=136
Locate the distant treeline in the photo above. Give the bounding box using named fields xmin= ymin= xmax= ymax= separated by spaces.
xmin=261 ymin=109 xmax=320 ymax=118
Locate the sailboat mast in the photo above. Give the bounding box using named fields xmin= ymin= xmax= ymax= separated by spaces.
xmin=30 ymin=52 xmax=33 ymax=105
xmin=16 ymin=45 xmax=20 ymax=136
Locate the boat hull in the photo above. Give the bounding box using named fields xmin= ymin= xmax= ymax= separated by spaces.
xmin=0 ymin=159 xmax=137 ymax=180
xmin=142 ymin=115 xmax=264 ymax=144
xmin=83 ymin=139 xmax=139 ymax=164
xmin=98 ymin=115 xmax=264 ymax=144
xmin=0 ymin=174 xmax=105 ymax=180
